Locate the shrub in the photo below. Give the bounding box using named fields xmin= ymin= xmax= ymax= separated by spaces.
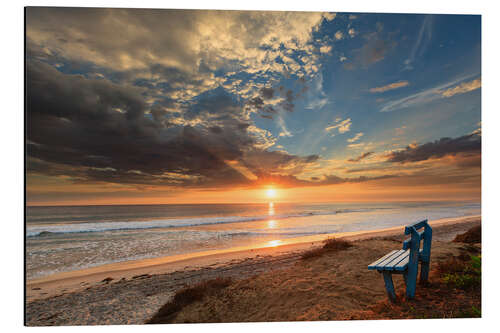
xmin=453 ymin=225 xmax=481 ymax=243
xmin=301 ymin=238 xmax=352 ymax=260
xmin=441 ymin=255 xmax=481 ymax=291
xmin=322 ymin=238 xmax=352 ymax=251
xmin=147 ymin=277 xmax=232 ymax=324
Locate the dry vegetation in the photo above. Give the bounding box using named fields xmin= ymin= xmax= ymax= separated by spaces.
xmin=453 ymin=225 xmax=481 ymax=243
xmin=147 ymin=277 xmax=232 ymax=324
xmin=301 ymin=238 xmax=352 ymax=260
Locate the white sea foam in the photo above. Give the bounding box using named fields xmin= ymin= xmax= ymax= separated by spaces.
xmin=26 ymin=210 xmax=368 ymax=237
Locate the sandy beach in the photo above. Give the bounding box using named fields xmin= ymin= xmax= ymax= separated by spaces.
xmin=25 ymin=215 xmax=480 ymax=326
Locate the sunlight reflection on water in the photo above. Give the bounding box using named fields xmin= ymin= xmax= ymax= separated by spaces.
xmin=268 ymin=202 xmax=275 ymax=216
xmin=267 ymin=240 xmax=283 ymax=247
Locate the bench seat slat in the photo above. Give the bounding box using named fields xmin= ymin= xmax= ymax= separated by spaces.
xmin=368 ymin=250 xmax=402 ymax=269
xmin=368 ymin=250 xmax=410 ymax=271
xmin=369 ymin=250 xmax=405 ymax=270
xmin=377 ymin=250 xmax=406 ymax=268
xmin=379 ymin=250 xmax=409 ymax=270
xmin=367 ymin=250 xmax=398 ymax=269
xmin=393 ymin=255 xmax=410 ymax=271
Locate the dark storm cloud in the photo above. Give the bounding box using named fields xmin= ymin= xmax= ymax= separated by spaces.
xmin=246 ymin=89 xmax=280 ymax=119
xmin=209 ymin=126 xmax=223 ymax=134
xmin=259 ymin=114 xmax=274 ymax=119
xmin=260 ymin=87 xmax=275 ymax=100
xmin=243 ymin=150 xmax=319 ymax=176
xmin=254 ymin=172 xmax=395 ymax=188
xmin=26 ymin=62 xmax=319 ymax=188
xmin=280 ymin=89 xmax=295 ymax=112
xmin=247 ymin=96 xmax=265 ymax=109
xmin=386 ymin=133 xmax=481 ymax=163
xmin=348 ymin=151 xmax=374 ymax=162
xmin=322 ymin=174 xmax=395 ymax=185
xmin=246 ymin=85 xmax=297 ymax=115
xmin=27 ymin=61 xmax=246 ymax=185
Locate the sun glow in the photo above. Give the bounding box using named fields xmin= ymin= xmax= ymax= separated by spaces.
xmin=266 ymin=188 xmax=277 ymax=199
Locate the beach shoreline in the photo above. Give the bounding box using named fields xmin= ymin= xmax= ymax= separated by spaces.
xmin=26 ymin=215 xmax=479 ymax=303
xmin=25 ymin=215 xmax=481 ymax=326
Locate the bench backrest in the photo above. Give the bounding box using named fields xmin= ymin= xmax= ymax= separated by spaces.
xmin=402 ymin=219 xmax=432 ymax=265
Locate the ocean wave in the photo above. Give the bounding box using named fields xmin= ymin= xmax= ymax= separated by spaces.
xmin=26 ymin=209 xmax=366 ymax=237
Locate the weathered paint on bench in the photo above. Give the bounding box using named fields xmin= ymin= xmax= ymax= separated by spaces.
xmin=368 ymin=219 xmax=432 ymax=301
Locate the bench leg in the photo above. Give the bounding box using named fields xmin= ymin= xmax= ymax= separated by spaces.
xmin=403 ymin=271 xmax=408 ymax=287
xmin=420 ymin=261 xmax=430 ymax=283
xmin=382 ymin=271 xmax=396 ymax=302
xmin=406 ymin=263 xmax=418 ymax=299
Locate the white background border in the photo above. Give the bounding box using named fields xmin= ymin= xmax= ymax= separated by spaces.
xmin=2 ymin=0 xmax=497 ymax=332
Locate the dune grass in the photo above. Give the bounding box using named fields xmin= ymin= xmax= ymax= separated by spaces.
xmin=453 ymin=225 xmax=481 ymax=243
xmin=301 ymin=238 xmax=352 ymax=260
xmin=147 ymin=277 xmax=232 ymax=324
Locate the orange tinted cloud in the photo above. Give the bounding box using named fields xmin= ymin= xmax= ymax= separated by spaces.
xmin=370 ymin=81 xmax=409 ymax=93
xmin=440 ymin=78 xmax=481 ymax=97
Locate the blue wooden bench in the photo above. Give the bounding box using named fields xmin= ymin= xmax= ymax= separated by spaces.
xmin=368 ymin=219 xmax=432 ymax=301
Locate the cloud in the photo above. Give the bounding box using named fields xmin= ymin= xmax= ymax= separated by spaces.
xmin=404 ymin=15 xmax=433 ymax=70
xmin=379 ymin=74 xmax=480 ymax=112
xmin=440 ymin=78 xmax=481 ymax=97
xmin=471 ymin=122 xmax=481 ymax=136
xmin=260 ymin=87 xmax=275 ymax=99
xmin=323 ymin=13 xmax=336 ymax=21
xmin=277 ymin=115 xmax=293 ymax=137
xmin=370 ymin=81 xmax=409 ymax=93
xmin=347 ymin=142 xmax=370 ymax=149
xmin=245 ymin=86 xmax=298 ymax=118
xmin=27 ymin=8 xmax=328 ymax=74
xmin=347 ymin=132 xmax=364 ymax=143
xmin=395 ymin=125 xmax=407 ymax=135
xmin=320 ymin=174 xmax=394 ymax=185
xmin=344 ymin=32 xmax=396 ymax=70
xmin=254 ymin=172 xmax=395 ymax=188
xmin=26 ymin=61 xmax=321 ymax=188
xmin=386 ymin=133 xmax=481 ymax=163
xmin=325 ymin=118 xmax=352 ymax=134
xmin=243 ymin=150 xmax=319 ymax=177
xmin=362 ymin=39 xmax=395 ymax=65
xmin=305 ymin=72 xmax=329 ymax=110
xmin=26 ymin=7 xmax=335 ymax=119
xmin=319 ymin=45 xmax=332 ymax=54
xmin=347 ymin=151 xmax=374 ymax=162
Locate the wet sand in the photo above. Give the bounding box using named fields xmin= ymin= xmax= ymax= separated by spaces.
xmin=25 ymin=215 xmax=480 ymax=326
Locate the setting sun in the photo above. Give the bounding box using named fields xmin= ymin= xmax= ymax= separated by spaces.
xmin=266 ymin=188 xmax=277 ymax=199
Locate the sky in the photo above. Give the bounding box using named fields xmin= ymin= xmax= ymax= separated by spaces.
xmin=25 ymin=8 xmax=481 ymax=205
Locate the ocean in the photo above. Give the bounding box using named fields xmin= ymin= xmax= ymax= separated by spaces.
xmin=26 ymin=201 xmax=480 ymax=280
